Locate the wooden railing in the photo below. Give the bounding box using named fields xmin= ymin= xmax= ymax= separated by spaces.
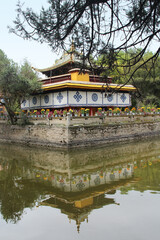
xmin=41 ymin=74 xmax=71 ymax=85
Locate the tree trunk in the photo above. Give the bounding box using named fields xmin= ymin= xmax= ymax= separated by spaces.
xmin=2 ymin=102 xmax=17 ymax=125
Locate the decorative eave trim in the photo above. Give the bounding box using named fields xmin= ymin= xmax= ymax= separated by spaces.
xmin=42 ymin=80 xmax=136 ymax=92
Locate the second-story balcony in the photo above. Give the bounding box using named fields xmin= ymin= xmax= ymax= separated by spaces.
xmin=40 ymin=73 xmax=112 ymax=85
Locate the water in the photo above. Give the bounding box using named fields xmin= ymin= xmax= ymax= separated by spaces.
xmin=0 ymin=138 xmax=160 ymax=240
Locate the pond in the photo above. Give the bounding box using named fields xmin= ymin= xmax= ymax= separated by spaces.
xmin=0 ymin=138 xmax=160 ymax=240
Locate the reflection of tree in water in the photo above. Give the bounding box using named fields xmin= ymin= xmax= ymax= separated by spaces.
xmin=0 ymin=159 xmax=48 ymax=223
xmin=0 ymin=161 xmax=22 ymax=223
xmin=120 ymin=161 xmax=160 ymax=194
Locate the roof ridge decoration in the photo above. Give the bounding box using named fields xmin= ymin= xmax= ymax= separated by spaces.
xmin=32 ymin=43 xmax=85 ymax=73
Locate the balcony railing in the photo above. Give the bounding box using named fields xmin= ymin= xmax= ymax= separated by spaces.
xmin=41 ymin=74 xmax=71 ymax=85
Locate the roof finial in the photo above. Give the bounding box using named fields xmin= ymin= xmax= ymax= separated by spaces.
xmin=71 ymin=40 xmax=75 ymax=53
xmin=77 ymin=222 xmax=80 ymax=233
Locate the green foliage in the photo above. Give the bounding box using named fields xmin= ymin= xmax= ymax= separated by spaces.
xmin=0 ymin=50 xmax=41 ymax=124
xmin=0 ymin=49 xmax=10 ymax=70
xmin=97 ymin=48 xmax=160 ymax=107
xmin=17 ymin=112 xmax=31 ymax=126
xmin=19 ymin=60 xmax=41 ymax=98
xmin=129 ymin=51 xmax=160 ymax=106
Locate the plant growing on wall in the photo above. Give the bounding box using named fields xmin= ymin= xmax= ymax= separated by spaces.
xmin=53 ymin=110 xmax=58 ymax=116
xmin=124 ymin=108 xmax=130 ymax=114
xmin=147 ymin=107 xmax=151 ymax=113
xmin=33 ymin=110 xmax=37 ymax=116
xmin=131 ymin=107 xmax=136 ymax=114
xmin=116 ymin=108 xmax=121 ymax=114
xmin=41 ymin=109 xmax=45 ymax=115
xmin=63 ymin=110 xmax=67 ymax=116
xmin=80 ymin=108 xmax=85 ymax=116
xmin=69 ymin=109 xmax=73 ymax=113
xmin=157 ymin=108 xmax=160 ymax=114
xmin=85 ymin=108 xmax=90 ymax=116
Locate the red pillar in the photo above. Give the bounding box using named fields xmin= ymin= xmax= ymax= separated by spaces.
xmin=90 ymin=107 xmax=93 ymax=116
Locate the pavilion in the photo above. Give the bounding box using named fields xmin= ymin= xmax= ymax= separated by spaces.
xmin=21 ymin=45 xmax=136 ymax=115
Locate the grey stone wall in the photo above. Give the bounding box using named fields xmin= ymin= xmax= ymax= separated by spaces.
xmin=0 ymin=116 xmax=160 ymax=148
xmin=0 ymin=124 xmax=68 ymax=147
xmin=68 ymin=121 xmax=160 ymax=147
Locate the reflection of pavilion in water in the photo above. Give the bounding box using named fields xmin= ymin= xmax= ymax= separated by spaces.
xmin=36 ymin=162 xmax=134 ymax=233
xmin=0 ymin=144 xmax=135 ymax=231
xmin=41 ymin=190 xmax=118 ymax=233
xmin=33 ymin=162 xmax=134 ymax=192
xmin=2 ymin=139 xmax=160 ymax=231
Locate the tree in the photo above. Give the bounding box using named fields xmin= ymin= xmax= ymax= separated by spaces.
xmin=131 ymin=52 xmax=160 ymax=106
xmin=97 ymin=49 xmax=160 ymax=106
xmin=0 ymin=50 xmax=41 ymax=124
xmin=9 ymin=0 xmax=160 ymax=82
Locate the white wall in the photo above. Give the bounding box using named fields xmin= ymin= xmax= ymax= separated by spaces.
xmin=21 ymin=90 xmax=131 ymax=110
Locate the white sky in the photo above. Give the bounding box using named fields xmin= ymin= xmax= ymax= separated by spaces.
xmin=1 ymin=0 xmax=159 ymax=70
xmin=0 ymin=0 xmax=58 ymax=69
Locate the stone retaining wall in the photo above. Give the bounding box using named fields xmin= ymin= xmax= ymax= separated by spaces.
xmin=0 ymin=124 xmax=68 ymax=147
xmin=0 ymin=115 xmax=160 ymax=148
xmin=68 ymin=121 xmax=160 ymax=147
